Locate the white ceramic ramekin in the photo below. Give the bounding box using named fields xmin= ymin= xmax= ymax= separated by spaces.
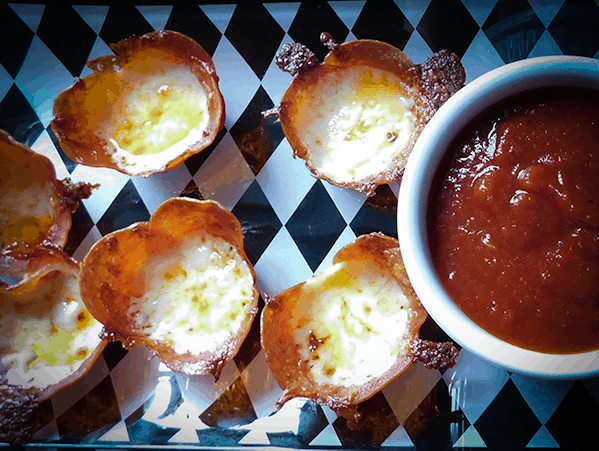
xmin=398 ymin=56 xmax=599 ymax=379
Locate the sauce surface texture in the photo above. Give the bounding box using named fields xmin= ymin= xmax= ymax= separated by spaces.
xmin=428 ymin=87 xmax=599 ymax=353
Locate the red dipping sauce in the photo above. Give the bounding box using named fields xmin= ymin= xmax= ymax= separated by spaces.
xmin=428 ymin=86 xmax=599 ymax=354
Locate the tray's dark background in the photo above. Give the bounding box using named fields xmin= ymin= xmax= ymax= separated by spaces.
xmin=1 ymin=1 xmax=599 ymax=449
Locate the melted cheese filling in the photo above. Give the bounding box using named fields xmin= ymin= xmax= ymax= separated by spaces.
xmin=292 ymin=260 xmax=413 ymax=387
xmin=303 ymin=66 xmax=415 ymax=183
xmin=128 ymin=235 xmax=254 ymax=356
xmin=1 ymin=274 xmax=103 ymax=390
xmin=0 ymin=183 xmax=58 ymax=246
xmin=96 ymin=63 xmax=210 ymax=176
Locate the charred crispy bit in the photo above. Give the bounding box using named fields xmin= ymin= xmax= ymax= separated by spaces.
xmin=275 ymin=42 xmax=320 ymax=77
xmin=60 ymin=178 xmax=99 ymax=213
xmin=274 ymin=33 xmax=466 ymax=196
xmin=320 ymin=31 xmax=341 ymax=52
xmin=261 ymin=233 xmax=428 ymax=412
xmin=411 ymin=338 xmax=460 ymax=370
xmin=412 ymin=48 xmax=467 ymax=111
xmin=0 ymin=384 xmax=39 ymax=445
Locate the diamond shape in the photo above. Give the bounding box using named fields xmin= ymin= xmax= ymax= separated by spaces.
xmin=56 ymin=375 xmax=122 ymax=443
xmin=296 ymin=400 xmax=330 ymax=445
xmin=288 ymin=2 xmax=350 ymax=61
xmin=0 ymin=4 xmax=34 ymax=78
xmin=459 ymin=29 xmax=505 ymax=82
xmin=417 ymin=0 xmax=480 ymax=57
xmin=483 ymin=0 xmax=545 ymax=63
xmin=64 ymin=201 xmax=95 ymax=257
xmin=252 ymin=227 xmax=313 ymax=295
xmin=255 ymin=139 xmax=317 ymax=225
xmin=99 ymin=4 xmax=154 ymax=46
xmin=212 ymin=38 xmax=261 ymax=128
xmin=442 ymin=351 xmax=509 ymax=425
xmin=233 ymin=296 xmax=264 ymax=374
xmin=192 ymin=132 xmax=254 ymax=209
xmin=47 ymin=125 xmax=77 ymax=173
xmin=184 ymin=127 xmax=226 ymax=176
xmin=15 ymin=36 xmax=73 ymax=128
xmin=352 ymin=0 xmax=414 ymax=50
xmin=349 ymin=185 xmax=398 ymax=239
xmin=230 ymin=86 xmax=280 ymax=175
xmin=546 ymin=380 xmax=599 ymax=448
xmin=72 ymin=5 xmax=110 ymax=35
xmin=131 ymin=163 xmax=192 ymax=214
xmin=102 ymin=341 xmax=129 ymax=372
xmin=96 ymin=179 xmax=150 ymax=236
xmin=37 ymin=5 xmax=97 ymax=77
xmin=405 ymin=378 xmax=468 ymax=450
xmin=231 ymin=180 xmax=282 ymax=265
xmin=510 ymin=373 xmax=572 ymax=424
xmin=165 ymin=4 xmax=222 ymax=57
xmin=475 ymin=378 xmax=541 ymax=448
xmin=135 ymin=5 xmax=172 ymax=32
xmin=70 ymin=164 xmax=130 ymax=224
xmin=179 ymin=179 xmax=205 ymax=200
xmin=0 ymin=84 xmax=43 ymax=145
xmin=286 ymin=181 xmax=347 ymax=272
xmin=332 ymin=390 xmax=400 ymax=447
xmin=199 ymin=377 xmax=258 ymax=428
xmin=0 ymin=65 xmax=11 ymax=104
xmin=547 ymin=0 xmax=599 ymax=57
xmin=225 ymin=3 xmax=284 ymax=80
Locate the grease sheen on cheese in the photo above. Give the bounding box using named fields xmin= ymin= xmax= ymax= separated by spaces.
xmin=0 ymin=183 xmax=58 ymax=245
xmin=96 ymin=61 xmax=210 ymax=176
xmin=291 ymin=260 xmax=413 ymax=387
xmin=1 ymin=273 xmax=103 ymax=389
xmin=302 ymin=65 xmax=415 ymax=183
xmin=128 ymin=234 xmax=255 ymax=356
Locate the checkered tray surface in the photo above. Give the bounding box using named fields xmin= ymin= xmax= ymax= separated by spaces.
xmin=2 ymin=1 xmax=599 ymax=449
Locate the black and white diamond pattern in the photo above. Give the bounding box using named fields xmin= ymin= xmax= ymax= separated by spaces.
xmin=2 ymin=1 xmax=599 ymax=449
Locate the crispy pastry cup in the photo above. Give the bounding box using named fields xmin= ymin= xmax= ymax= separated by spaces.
xmin=0 ymin=129 xmax=94 ymax=253
xmin=51 ymin=30 xmax=225 ymax=177
xmin=0 ymin=245 xmax=107 ymax=401
xmin=278 ymin=39 xmax=435 ymax=196
xmin=79 ymin=197 xmax=259 ymax=378
xmin=261 ymin=232 xmax=428 ymax=412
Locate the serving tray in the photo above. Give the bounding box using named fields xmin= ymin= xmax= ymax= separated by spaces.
xmin=1 ymin=1 xmax=598 ymax=449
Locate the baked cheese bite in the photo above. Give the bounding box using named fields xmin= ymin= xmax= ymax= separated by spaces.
xmin=79 ymin=197 xmax=259 ymax=379
xmin=261 ymin=233 xmax=458 ymax=413
xmin=51 ymin=30 xmax=225 ymax=177
xmin=0 ymin=245 xmax=106 ymax=400
xmin=0 ymin=129 xmax=95 ymax=253
xmin=272 ymin=33 xmax=465 ymax=196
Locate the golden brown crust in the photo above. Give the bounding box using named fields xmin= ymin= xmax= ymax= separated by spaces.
xmin=261 ymin=233 xmax=428 ymax=412
xmin=51 ymin=30 xmax=225 ymax=176
xmin=79 ymin=198 xmax=259 ymax=378
xmin=0 ymin=129 xmax=95 ymax=253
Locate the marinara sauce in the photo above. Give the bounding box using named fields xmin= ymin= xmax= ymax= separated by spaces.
xmin=428 ymin=86 xmax=599 ymax=354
